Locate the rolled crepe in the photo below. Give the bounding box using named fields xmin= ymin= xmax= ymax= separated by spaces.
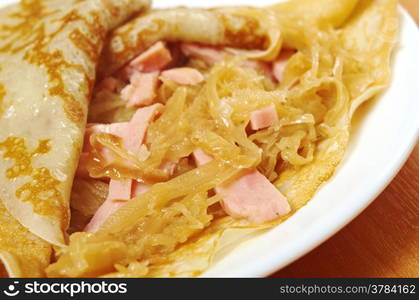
xmin=98 ymin=6 xmax=283 ymax=78
xmin=0 ymin=0 xmax=150 ymax=276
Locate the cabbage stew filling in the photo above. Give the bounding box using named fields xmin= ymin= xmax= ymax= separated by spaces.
xmin=70 ymin=41 xmax=311 ymax=234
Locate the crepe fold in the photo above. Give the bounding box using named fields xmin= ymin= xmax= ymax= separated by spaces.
xmin=98 ymin=6 xmax=283 ymax=78
xmin=0 ymin=0 xmax=150 ymax=277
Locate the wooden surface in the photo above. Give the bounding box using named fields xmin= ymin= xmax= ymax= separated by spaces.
xmin=272 ymin=2 xmax=419 ymax=278
xmin=401 ymin=0 xmax=419 ymax=24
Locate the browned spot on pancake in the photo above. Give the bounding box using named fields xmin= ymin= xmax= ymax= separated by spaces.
xmin=0 ymin=1 xmax=57 ymax=54
xmin=34 ymin=139 xmax=51 ymax=155
xmin=24 ymin=39 xmax=87 ymax=125
xmin=220 ymin=14 xmax=268 ymax=51
xmin=0 ymin=137 xmax=33 ymax=179
xmin=0 ymin=137 xmax=67 ymax=226
xmin=69 ymin=11 xmax=106 ymax=64
xmin=16 ymin=167 xmax=67 ymax=229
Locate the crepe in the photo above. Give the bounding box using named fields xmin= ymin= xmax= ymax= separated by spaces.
xmin=45 ymin=0 xmax=398 ymax=278
xmin=98 ymin=6 xmax=283 ymax=78
xmin=0 ymin=0 xmax=150 ymax=277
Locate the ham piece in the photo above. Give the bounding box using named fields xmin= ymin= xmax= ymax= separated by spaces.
xmin=249 ymin=105 xmax=279 ymax=131
xmin=192 ymin=149 xmax=290 ymax=224
xmin=83 ymin=104 xmax=162 ymax=232
xmin=161 ymin=67 xmax=204 ymax=85
xmin=130 ymin=41 xmax=172 ymax=72
xmin=273 ymin=50 xmax=295 ymax=83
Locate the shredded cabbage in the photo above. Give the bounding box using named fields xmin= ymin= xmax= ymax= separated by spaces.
xmin=50 ymin=0 xmax=398 ymax=278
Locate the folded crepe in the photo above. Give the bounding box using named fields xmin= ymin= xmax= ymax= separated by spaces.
xmin=44 ymin=0 xmax=398 ymax=278
xmin=98 ymin=5 xmax=283 ymax=78
xmin=0 ymin=0 xmax=151 ymax=277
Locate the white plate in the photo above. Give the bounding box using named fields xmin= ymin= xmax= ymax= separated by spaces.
xmin=2 ymin=0 xmax=419 ymax=277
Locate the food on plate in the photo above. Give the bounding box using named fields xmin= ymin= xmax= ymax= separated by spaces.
xmin=0 ymin=0 xmax=398 ymax=277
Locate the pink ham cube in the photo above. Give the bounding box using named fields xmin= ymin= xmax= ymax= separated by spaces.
xmin=84 ymin=179 xmax=132 ymax=233
xmin=130 ymin=41 xmax=172 ymax=72
xmin=217 ymin=169 xmax=290 ymax=224
xmin=273 ymin=50 xmax=295 ymax=83
xmin=125 ymin=72 xmax=160 ymax=107
xmin=192 ymin=149 xmax=290 ymax=223
xmin=250 ymin=105 xmax=279 ymax=131
xmin=161 ymin=68 xmax=204 ymax=85
xmin=181 ymin=43 xmax=225 ymax=65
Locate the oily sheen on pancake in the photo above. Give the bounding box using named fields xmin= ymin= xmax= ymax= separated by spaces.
xmin=0 ymin=0 xmax=150 ymax=277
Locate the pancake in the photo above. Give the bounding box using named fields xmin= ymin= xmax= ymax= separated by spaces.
xmin=0 ymin=0 xmax=150 ymax=277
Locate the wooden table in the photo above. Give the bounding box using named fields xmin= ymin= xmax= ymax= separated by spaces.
xmin=401 ymin=0 xmax=419 ymax=24
xmin=272 ymin=1 xmax=419 ymax=278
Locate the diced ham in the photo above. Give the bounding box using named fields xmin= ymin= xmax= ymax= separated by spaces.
xmin=161 ymin=160 xmax=178 ymax=176
xmin=97 ymin=77 xmax=119 ymax=92
xmin=86 ymin=104 xmax=161 ymax=155
xmin=192 ymin=148 xmax=213 ymax=166
xmin=125 ymin=72 xmax=160 ymax=107
xmin=78 ymin=122 xmax=129 ymax=167
xmin=83 ymin=122 xmax=129 ymax=152
xmin=181 ymin=43 xmax=225 ymax=65
xmin=217 ymin=170 xmax=291 ymax=224
xmin=161 ymin=68 xmax=204 ymax=85
xmin=123 ymin=103 xmax=162 ymax=154
xmin=250 ymin=105 xmax=279 ymax=130
xmin=273 ymin=50 xmax=295 ymax=83
xmin=77 ymin=104 xmax=161 ymax=179
xmin=83 ymin=169 xmax=151 ymax=234
xmin=192 ymin=148 xmax=290 ymax=224
xmin=82 ymin=104 xmax=160 ymax=232
xmin=131 ymin=181 xmax=149 ymax=197
xmin=137 ymin=144 xmax=151 ymax=162
xmin=82 ymin=104 xmax=163 ymax=232
xmin=84 ymin=179 xmax=132 ymax=233
xmin=130 ymin=41 xmax=172 ymax=72
xmin=120 ymin=84 xmax=135 ymax=102
xmin=108 ymin=179 xmax=132 ymax=201
xmin=84 ymin=180 xmax=150 ymax=233
xmin=76 ymin=122 xmax=128 ymax=179
xmin=87 ymin=122 xmax=129 ymax=139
